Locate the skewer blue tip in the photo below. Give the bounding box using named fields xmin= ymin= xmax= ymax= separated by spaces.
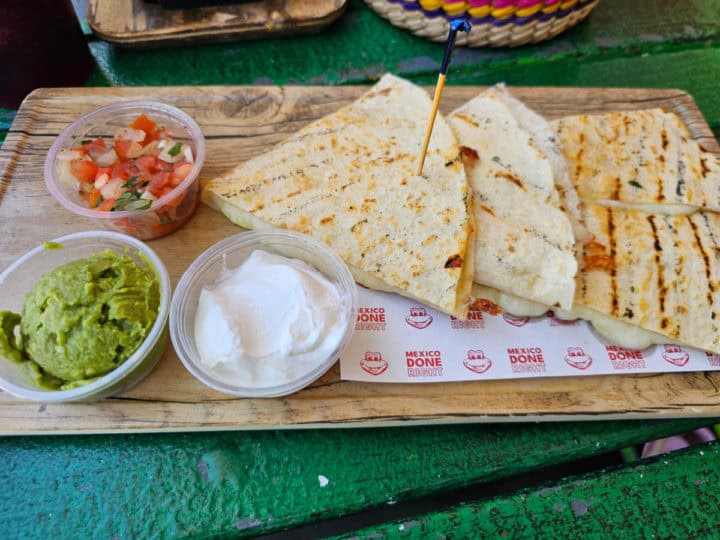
xmin=440 ymin=19 xmax=472 ymax=75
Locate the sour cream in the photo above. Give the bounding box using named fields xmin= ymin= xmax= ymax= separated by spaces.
xmin=194 ymin=249 xmax=347 ymax=387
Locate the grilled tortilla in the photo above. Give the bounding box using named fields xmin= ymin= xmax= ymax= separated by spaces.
xmin=553 ymin=109 xmax=720 ymax=212
xmin=574 ymin=203 xmax=720 ymax=353
xmin=449 ymin=88 xmax=577 ymax=310
xmin=203 ymin=74 xmax=474 ymax=318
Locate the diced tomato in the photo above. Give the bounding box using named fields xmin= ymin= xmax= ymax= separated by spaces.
xmin=112 ymin=217 xmax=142 ymax=236
xmin=115 ymin=140 xmax=142 ymax=160
xmin=150 ymin=127 xmax=166 ymax=142
xmin=85 ymin=188 xmax=101 ymax=208
xmin=148 ymin=172 xmax=171 ymax=196
xmin=84 ymin=137 xmax=105 ymax=149
xmin=111 ymin=162 xmax=129 ymax=181
xmin=95 ymin=167 xmax=112 ymax=181
xmin=80 ymin=137 xmax=106 ymax=156
xmin=70 ymin=159 xmax=99 ymax=183
xmin=156 ymin=159 xmax=174 ymax=172
xmin=131 ymin=114 xmax=158 ymax=144
xmin=171 ymin=162 xmax=192 ymax=186
xmin=122 ymin=159 xmax=140 ymax=178
xmin=72 ymin=146 xmax=88 ymax=155
xmin=150 ymin=221 xmax=180 ymax=238
xmin=136 ymin=155 xmax=158 ymax=175
xmin=160 ymin=187 xmax=186 ymax=207
xmin=97 ymin=198 xmax=116 ymax=212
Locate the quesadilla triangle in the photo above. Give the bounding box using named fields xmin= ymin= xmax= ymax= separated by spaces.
xmin=488 ymin=85 xmax=589 ymax=243
xmin=572 ymin=203 xmax=720 ymax=353
xmin=552 ymin=108 xmax=720 ymax=213
xmin=448 ymin=87 xmax=578 ymax=311
xmin=203 ymin=73 xmax=474 ymax=318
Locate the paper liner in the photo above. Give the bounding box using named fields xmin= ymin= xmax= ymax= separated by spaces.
xmin=340 ymin=288 xmax=720 ymax=382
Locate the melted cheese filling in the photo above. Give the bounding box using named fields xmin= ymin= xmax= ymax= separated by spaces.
xmin=554 ymin=305 xmax=669 ymax=350
xmin=472 ymin=284 xmax=549 ymax=317
xmin=477 ymin=284 xmax=669 ymax=350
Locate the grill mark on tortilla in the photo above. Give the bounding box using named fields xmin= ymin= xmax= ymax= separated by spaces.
xmin=701 ymin=157 xmax=710 ymax=178
xmin=647 ymin=215 xmax=669 ymax=328
xmin=575 ymin=148 xmax=584 ymax=180
xmin=292 ymin=126 xmax=347 ymax=145
xmin=689 ymin=215 xmax=715 ymax=314
xmin=700 ymin=212 xmax=720 ymax=321
xmin=276 ymin=192 xmax=334 ymax=220
xmin=612 ymin=176 xmax=621 ymax=200
xmin=495 ymin=171 xmax=526 ymax=191
xmin=454 ymin=113 xmax=479 ymax=128
xmin=662 ymin=215 xmax=681 ymax=338
xmin=657 ymin=167 xmax=666 ymax=203
xmin=608 ymin=209 xmax=619 ymax=317
xmin=661 ymin=129 xmax=669 ymax=151
xmin=479 ymin=204 xmax=495 ymax=216
xmin=580 ymin=240 xmax=588 ymax=300
xmin=677 ymin=157 xmax=687 ymax=198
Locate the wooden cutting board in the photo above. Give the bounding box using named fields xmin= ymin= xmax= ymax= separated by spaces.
xmin=2 ymin=85 xmax=720 ymax=435
xmin=87 ymin=0 xmax=347 ymax=48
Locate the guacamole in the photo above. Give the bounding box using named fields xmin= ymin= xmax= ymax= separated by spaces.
xmin=0 ymin=249 xmax=159 ymax=389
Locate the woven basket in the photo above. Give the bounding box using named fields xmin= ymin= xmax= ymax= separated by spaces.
xmin=365 ymin=0 xmax=600 ymax=47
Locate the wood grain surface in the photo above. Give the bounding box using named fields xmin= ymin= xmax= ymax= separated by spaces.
xmin=2 ymin=85 xmax=720 ymax=434
xmin=87 ymin=0 xmax=347 ymax=47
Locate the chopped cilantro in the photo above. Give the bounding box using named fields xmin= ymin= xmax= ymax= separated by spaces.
xmin=80 ymin=139 xmax=92 ymax=145
xmin=629 ymin=180 xmax=643 ymax=189
xmin=95 ymin=196 xmax=104 ymax=208
xmin=123 ymin=199 xmax=152 ymax=211
xmin=123 ymin=176 xmax=138 ymax=188
xmin=112 ymin=191 xmax=140 ymax=211
xmin=167 ymin=142 xmax=182 ymax=157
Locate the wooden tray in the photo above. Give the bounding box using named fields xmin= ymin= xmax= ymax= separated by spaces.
xmin=2 ymin=85 xmax=720 ymax=435
xmin=87 ymin=0 xmax=347 ymax=48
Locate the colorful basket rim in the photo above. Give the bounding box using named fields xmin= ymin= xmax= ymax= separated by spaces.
xmin=387 ymin=0 xmax=598 ymax=25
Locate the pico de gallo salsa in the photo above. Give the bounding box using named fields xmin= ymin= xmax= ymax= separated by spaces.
xmin=63 ymin=113 xmax=194 ymax=212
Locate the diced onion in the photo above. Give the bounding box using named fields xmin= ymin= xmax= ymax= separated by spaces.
xmin=100 ymin=178 xmax=124 ymax=200
xmin=182 ymin=145 xmax=194 ymax=164
xmin=114 ymin=128 xmax=146 ymax=142
xmin=94 ymin=173 xmax=109 ymax=189
xmin=158 ymin=141 xmax=188 ymax=163
xmin=95 ymin=149 xmax=119 ymax=167
xmin=125 ymin=143 xmax=143 ymax=159
xmin=57 ymin=149 xmax=83 ymax=161
xmin=139 ymin=140 xmax=160 ymax=156
xmin=88 ymin=145 xmax=108 ymax=161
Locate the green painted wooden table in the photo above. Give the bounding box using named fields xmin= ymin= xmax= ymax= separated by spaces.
xmin=4 ymin=0 xmax=720 ymax=537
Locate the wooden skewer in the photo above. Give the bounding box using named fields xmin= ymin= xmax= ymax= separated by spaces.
xmin=416 ymin=19 xmax=471 ymax=177
xmin=416 ymin=73 xmax=446 ymax=176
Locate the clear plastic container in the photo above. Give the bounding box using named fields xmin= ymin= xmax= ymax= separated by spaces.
xmin=0 ymin=231 xmax=171 ymax=402
xmin=170 ymin=229 xmax=358 ymax=398
xmin=44 ymin=101 xmax=205 ymax=240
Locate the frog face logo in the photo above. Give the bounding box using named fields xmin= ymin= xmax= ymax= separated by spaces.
xmin=564 ymin=346 xmax=592 ymax=370
xmin=502 ymin=313 xmax=530 ymax=327
xmin=463 ymin=349 xmax=492 ymax=374
xmin=662 ymin=344 xmax=689 ymax=367
xmin=360 ymin=351 xmax=388 ymax=376
xmin=405 ymin=307 xmax=433 ymax=330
